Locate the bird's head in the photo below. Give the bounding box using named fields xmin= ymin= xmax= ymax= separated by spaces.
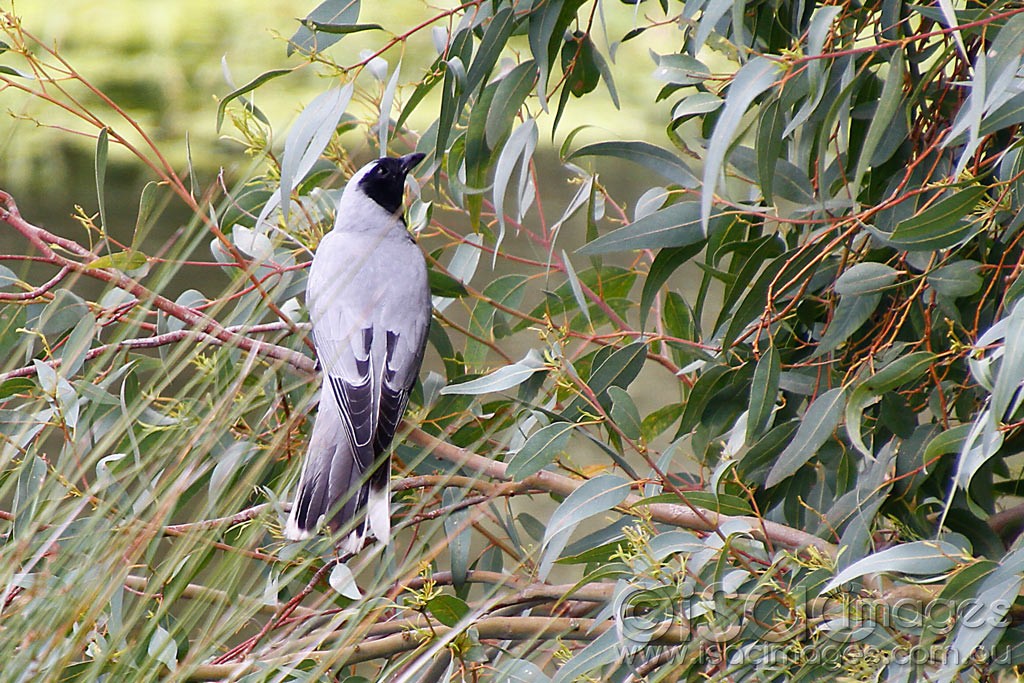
xmin=342 ymin=152 xmax=426 ymax=218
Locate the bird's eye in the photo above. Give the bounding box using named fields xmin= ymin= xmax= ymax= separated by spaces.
xmin=377 ymin=166 xmax=390 ymax=177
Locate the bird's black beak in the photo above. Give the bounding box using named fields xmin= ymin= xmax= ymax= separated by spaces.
xmin=399 ymin=152 xmax=426 ymax=174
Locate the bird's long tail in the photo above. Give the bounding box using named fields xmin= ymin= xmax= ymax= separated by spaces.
xmin=284 ymin=387 xmax=391 ymax=554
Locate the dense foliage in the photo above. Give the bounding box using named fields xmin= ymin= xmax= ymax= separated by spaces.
xmin=2 ymin=0 xmax=1024 ymax=680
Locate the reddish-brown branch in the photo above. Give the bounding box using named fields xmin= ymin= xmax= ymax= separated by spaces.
xmin=0 ymin=190 xmax=313 ymax=374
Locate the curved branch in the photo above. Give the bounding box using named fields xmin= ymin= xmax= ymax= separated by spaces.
xmin=0 ymin=321 xmax=310 ymax=383
xmin=402 ymin=425 xmax=836 ymax=556
xmin=187 ymin=616 xmax=691 ymax=681
xmin=0 ymin=190 xmax=314 ymax=374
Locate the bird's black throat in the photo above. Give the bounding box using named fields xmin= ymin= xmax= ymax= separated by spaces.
xmin=358 ymin=157 xmax=412 ymax=215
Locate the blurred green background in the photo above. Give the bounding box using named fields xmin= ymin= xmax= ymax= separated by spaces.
xmin=2 ymin=0 xmax=682 ymax=232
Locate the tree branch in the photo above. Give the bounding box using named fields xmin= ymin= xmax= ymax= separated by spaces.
xmin=403 ymin=425 xmax=836 ymax=556
xmin=187 ymin=615 xmax=691 ymax=681
xmin=0 ymin=190 xmax=314 ymax=374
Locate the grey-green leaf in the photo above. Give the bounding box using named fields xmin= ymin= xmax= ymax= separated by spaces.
xmin=507 ymin=422 xmax=576 ymax=480
xmin=95 ymin=127 xmax=108 ymax=231
xmin=568 ymin=140 xmax=698 ymax=189
xmin=539 ymin=474 xmax=631 ymax=579
xmin=328 ymin=562 xmax=362 ymax=599
xmin=441 ymin=350 xmax=546 ymax=395
xmin=578 ymin=201 xmax=726 ymax=254
xmin=608 ymin=386 xmax=642 ymax=440
xmin=746 ymin=346 xmax=780 ymax=442
xmin=853 ymin=49 xmax=904 ymax=193
xmin=288 ymin=0 xmax=363 ymax=55
xmin=821 ymin=541 xmax=967 ymax=593
xmin=834 ymin=262 xmax=899 ymax=296
xmin=702 ymin=57 xmax=781 ymax=233
xmin=765 ymin=387 xmax=846 ymax=487
xmin=927 ymin=260 xmax=982 ymax=299
xmin=886 ymin=185 xmax=987 ymax=251
xmin=814 ymin=291 xmax=883 ymax=356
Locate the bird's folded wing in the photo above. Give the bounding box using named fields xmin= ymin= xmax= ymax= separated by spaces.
xmin=374 ymin=330 xmax=414 ymax=455
xmin=314 ymin=321 xmax=427 ymax=464
xmin=316 ymin=326 xmax=379 ymax=470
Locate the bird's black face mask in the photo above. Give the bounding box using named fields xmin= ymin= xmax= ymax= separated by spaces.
xmin=358 ymin=153 xmax=424 ymax=215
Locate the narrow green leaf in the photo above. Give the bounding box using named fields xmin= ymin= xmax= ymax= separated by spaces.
xmin=678 ymin=365 xmax=734 ymax=434
xmin=443 ymin=487 xmax=470 ymax=588
xmin=441 ymin=350 xmax=546 ymax=396
xmin=641 ymin=403 xmax=684 ymax=441
xmin=427 ymin=270 xmax=468 ymax=298
xmin=834 ymin=262 xmax=899 ymax=296
xmin=723 ymin=247 xmax=819 ymax=348
xmin=887 ymin=186 xmax=987 ymax=251
xmin=493 ymin=118 xmax=538 ymax=255
xmin=937 ymin=548 xmax=1024 ymax=682
xmin=60 ymin=313 xmax=96 ymax=379
xmin=693 ymin=0 xmax=734 ymax=54
xmin=540 ymin=474 xmax=631 ymax=579
xmin=36 ymin=289 xmax=89 ymax=336
xmin=746 ymin=346 xmax=780 ymax=442
xmin=578 ymin=201 xmax=727 ymax=255
xmin=756 ymin=95 xmax=786 ymax=204
xmin=730 ymin=146 xmax=813 ymax=204
xmin=821 ymin=541 xmax=967 ymax=593
xmin=0 ymin=65 xmax=33 ymax=78
xmin=465 ymin=7 xmax=515 ymax=95
xmin=216 ymin=68 xmax=291 ymax=131
xmin=590 ymin=40 xmax=618 ymax=108
xmin=702 ymin=57 xmax=781 ymax=232
xmin=991 ymin=298 xmax=1024 ymax=421
xmin=923 ymin=424 xmax=971 ymax=463
xmin=814 ymin=291 xmax=883 ymax=357
xmin=256 ymin=85 xmax=353 ymax=231
xmin=396 ymin=64 xmax=443 ymax=132
xmin=507 ymin=422 xmax=576 ymax=480
xmin=561 ymin=250 xmax=591 ymax=324
xmin=765 ymin=387 xmax=846 ymax=487
xmin=299 ymin=20 xmax=382 ymax=35
xmin=608 ymin=387 xmax=641 ymax=440
xmin=843 ymin=352 xmax=933 ymax=458
xmin=435 ymin=57 xmax=465 ymax=171
xmin=713 ymin=235 xmax=785 ymax=334
xmin=288 ymin=0 xmax=363 ymax=55
xmin=132 ymin=181 xmax=160 ymax=251
xmin=853 ymin=50 xmax=905 ymax=193
xmin=563 ymin=342 xmax=647 ymax=421
xmin=89 ymin=250 xmax=148 ymax=272
xmin=378 ymin=61 xmax=401 ymax=153
xmin=527 ymin=0 xmax=586 ymax=111
xmin=568 ymin=140 xmax=698 ymax=189
xmin=95 ymin=127 xmax=108 ymax=232
xmin=485 ymin=61 xmax=538 ymax=148
xmin=639 ymin=243 xmax=705 ymax=330
xmin=550 ymin=628 xmax=621 ymax=683
xmin=864 ymin=352 xmax=937 ymax=394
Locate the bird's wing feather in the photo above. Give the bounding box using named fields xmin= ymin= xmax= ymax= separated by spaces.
xmin=314 ymin=325 xmax=378 ymax=472
xmin=374 ymin=327 xmax=429 ymax=456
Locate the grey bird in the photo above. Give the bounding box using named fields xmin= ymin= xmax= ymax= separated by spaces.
xmin=285 ymin=152 xmax=430 ymax=554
